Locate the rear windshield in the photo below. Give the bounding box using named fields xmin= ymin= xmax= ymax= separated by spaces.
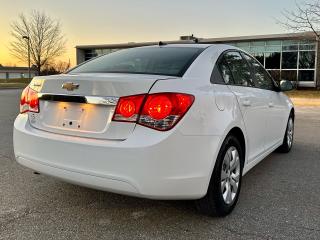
xmin=69 ymin=47 xmax=204 ymax=77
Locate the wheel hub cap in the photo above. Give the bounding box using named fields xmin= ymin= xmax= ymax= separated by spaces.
xmin=287 ymin=118 xmax=294 ymax=148
xmin=221 ymin=146 xmax=241 ymax=205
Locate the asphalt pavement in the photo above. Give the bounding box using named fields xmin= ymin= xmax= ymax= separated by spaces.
xmin=0 ymin=89 xmax=319 ymax=240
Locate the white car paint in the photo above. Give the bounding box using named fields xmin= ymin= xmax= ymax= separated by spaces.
xmin=13 ymin=44 xmax=294 ymax=200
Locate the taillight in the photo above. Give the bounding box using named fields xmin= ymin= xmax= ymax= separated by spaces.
xmin=112 ymin=94 xmax=146 ymax=122
xmin=20 ymin=86 xmax=39 ymax=114
xmin=139 ymin=93 xmax=194 ymax=131
xmin=112 ymin=93 xmax=194 ymax=131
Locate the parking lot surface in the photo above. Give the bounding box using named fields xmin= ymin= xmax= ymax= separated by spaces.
xmin=1 ymin=89 xmax=319 ymax=240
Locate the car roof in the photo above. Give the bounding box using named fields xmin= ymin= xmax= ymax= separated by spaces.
xmin=136 ymin=44 xmax=240 ymax=53
xmin=159 ymin=44 xmax=213 ymax=48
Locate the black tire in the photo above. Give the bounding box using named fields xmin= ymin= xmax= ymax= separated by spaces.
xmin=195 ymin=135 xmax=244 ymax=217
xmin=277 ymin=114 xmax=294 ymax=153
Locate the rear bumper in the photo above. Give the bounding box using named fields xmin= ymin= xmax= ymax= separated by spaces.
xmin=14 ymin=114 xmax=221 ymax=200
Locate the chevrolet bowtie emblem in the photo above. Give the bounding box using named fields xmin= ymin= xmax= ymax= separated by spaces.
xmin=62 ymin=82 xmax=79 ymax=91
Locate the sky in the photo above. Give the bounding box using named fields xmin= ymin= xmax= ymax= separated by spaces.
xmin=0 ymin=0 xmax=300 ymax=67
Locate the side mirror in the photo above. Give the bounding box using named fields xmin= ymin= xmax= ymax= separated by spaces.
xmin=279 ymin=80 xmax=294 ymax=92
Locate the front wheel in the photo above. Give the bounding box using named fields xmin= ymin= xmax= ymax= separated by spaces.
xmin=195 ymin=135 xmax=243 ymax=217
xmin=277 ymin=115 xmax=294 ymax=153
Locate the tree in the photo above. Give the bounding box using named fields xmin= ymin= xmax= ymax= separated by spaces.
xmin=281 ymin=1 xmax=320 ymax=39
xmin=41 ymin=60 xmax=71 ymax=75
xmin=279 ymin=1 xmax=320 ymax=88
xmin=10 ymin=10 xmax=66 ymax=75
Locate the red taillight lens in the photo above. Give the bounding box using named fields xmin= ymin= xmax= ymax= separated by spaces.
xmin=112 ymin=92 xmax=194 ymax=131
xmin=139 ymin=93 xmax=194 ymax=131
xmin=145 ymin=95 xmax=173 ymax=120
xmin=20 ymin=87 xmax=29 ymax=113
xmin=112 ymin=94 xmax=146 ymax=122
xmin=119 ymin=100 xmax=136 ymax=118
xmin=20 ymin=86 xmax=39 ymax=114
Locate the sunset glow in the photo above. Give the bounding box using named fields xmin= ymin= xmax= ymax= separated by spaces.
xmin=0 ymin=0 xmax=297 ymax=67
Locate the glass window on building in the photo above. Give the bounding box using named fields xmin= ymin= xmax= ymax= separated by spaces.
xmin=265 ymin=52 xmax=281 ymax=69
xmin=84 ymin=48 xmax=122 ymax=61
xmin=282 ymin=40 xmax=299 ymax=45
xmin=222 ymin=39 xmax=316 ymax=83
xmin=95 ymin=49 xmax=104 ymax=55
xmin=282 ymin=45 xmax=299 ymax=51
xmin=298 ymin=70 xmax=315 ymax=82
xmin=281 ymin=70 xmax=297 ymax=82
xmin=84 ymin=50 xmax=98 ymax=61
xmin=282 ymin=52 xmax=298 ymax=69
xmin=265 ymin=45 xmax=282 ymax=52
xmin=252 ymin=53 xmax=264 ymax=65
xmin=235 ymin=42 xmax=250 ymax=52
xmin=299 ymin=51 xmax=315 ymax=69
xmin=299 ymin=44 xmax=316 ymax=51
xmin=250 ymin=41 xmax=265 ymax=52
xmin=265 ymin=40 xmax=282 ymax=52
xmin=268 ymin=70 xmax=281 ymax=82
xmin=282 ymin=40 xmax=299 ymax=51
xmin=266 ymin=40 xmax=282 ymax=46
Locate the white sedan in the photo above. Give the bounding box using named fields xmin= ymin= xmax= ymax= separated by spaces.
xmin=13 ymin=44 xmax=294 ymax=216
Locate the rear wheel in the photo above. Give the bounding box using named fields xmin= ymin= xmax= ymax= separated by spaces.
xmin=195 ymin=135 xmax=243 ymax=217
xmin=277 ymin=115 xmax=294 ymax=153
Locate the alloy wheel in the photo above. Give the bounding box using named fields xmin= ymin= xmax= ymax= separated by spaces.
xmin=287 ymin=118 xmax=294 ymax=148
xmin=220 ymin=146 xmax=241 ymax=205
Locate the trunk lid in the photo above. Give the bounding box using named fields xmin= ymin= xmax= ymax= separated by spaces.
xmin=29 ymin=73 xmax=175 ymax=140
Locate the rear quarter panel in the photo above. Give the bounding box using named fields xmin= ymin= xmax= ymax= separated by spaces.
xmin=150 ymin=46 xmax=248 ymax=186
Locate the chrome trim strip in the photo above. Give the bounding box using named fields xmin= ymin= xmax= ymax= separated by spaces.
xmin=85 ymin=96 xmax=118 ymax=106
xmin=38 ymin=93 xmax=119 ymax=106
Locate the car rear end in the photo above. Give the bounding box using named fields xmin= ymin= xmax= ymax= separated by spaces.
xmin=13 ymin=45 xmax=220 ymax=199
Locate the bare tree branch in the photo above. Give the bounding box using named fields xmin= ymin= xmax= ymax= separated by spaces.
xmin=278 ymin=0 xmax=320 ymax=40
xmin=42 ymin=60 xmax=71 ymax=75
xmin=277 ymin=1 xmax=320 ymax=88
xmin=9 ymin=10 xmax=66 ymax=75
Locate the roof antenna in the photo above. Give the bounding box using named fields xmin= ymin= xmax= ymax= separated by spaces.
xmin=158 ymin=41 xmax=166 ymax=46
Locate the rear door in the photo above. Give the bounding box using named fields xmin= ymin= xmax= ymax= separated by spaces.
xmin=219 ymin=51 xmax=268 ymax=163
xmin=242 ymin=53 xmax=287 ymax=149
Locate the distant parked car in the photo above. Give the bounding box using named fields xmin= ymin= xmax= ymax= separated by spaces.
xmin=13 ymin=44 xmax=294 ymax=216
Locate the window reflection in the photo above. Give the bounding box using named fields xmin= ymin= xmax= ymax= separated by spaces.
xmin=268 ymin=70 xmax=281 ymax=82
xmin=224 ymin=52 xmax=253 ymax=87
xmin=298 ymin=70 xmax=314 ymax=82
xmin=299 ymin=51 xmax=315 ymax=69
xmin=265 ymin=52 xmax=281 ymax=69
xmin=282 ymin=52 xmax=298 ymax=69
xmin=252 ymin=53 xmax=264 ymax=65
xmin=243 ymin=53 xmax=274 ymax=90
xmin=282 ymin=70 xmax=297 ymax=82
xmin=83 ymin=39 xmax=317 ymax=83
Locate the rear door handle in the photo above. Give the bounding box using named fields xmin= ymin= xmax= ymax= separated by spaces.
xmin=242 ymin=99 xmax=251 ymax=107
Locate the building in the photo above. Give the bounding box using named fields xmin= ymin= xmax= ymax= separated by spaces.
xmin=76 ymin=32 xmax=320 ymax=88
xmin=0 ymin=65 xmax=37 ymax=80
